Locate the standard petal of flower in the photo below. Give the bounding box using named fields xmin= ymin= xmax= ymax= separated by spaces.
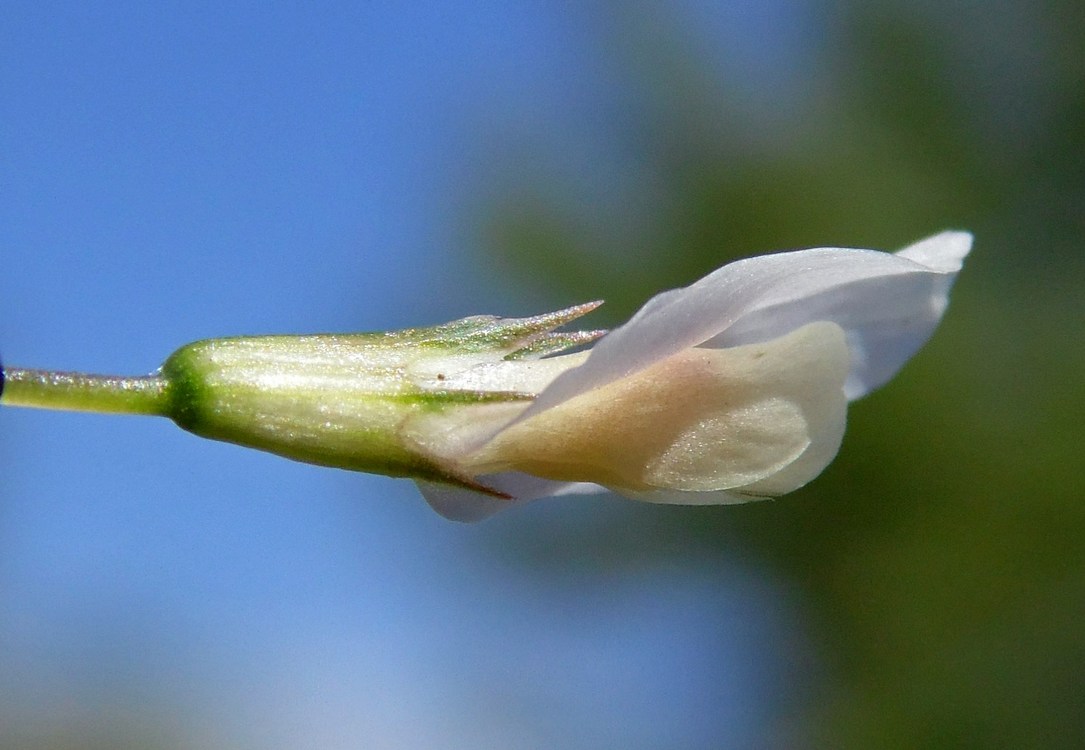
xmin=716 ymin=230 xmax=971 ymax=399
xmin=502 ymin=231 xmax=969 ymax=434
xmin=465 ymin=321 xmax=848 ymax=498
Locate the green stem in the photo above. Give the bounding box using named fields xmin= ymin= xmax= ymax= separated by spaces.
xmin=0 ymin=366 xmax=169 ymax=417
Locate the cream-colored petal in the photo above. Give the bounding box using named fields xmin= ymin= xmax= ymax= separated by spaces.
xmin=465 ymin=321 xmax=849 ymax=495
xmin=731 ymin=359 xmax=847 ymax=497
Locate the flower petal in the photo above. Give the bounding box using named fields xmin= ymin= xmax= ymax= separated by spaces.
xmin=415 ymin=475 xmax=606 ymax=522
xmin=415 ymin=231 xmax=967 ymax=518
xmin=715 ymin=231 xmax=971 ymax=399
xmin=511 ymin=231 xmax=970 ymax=427
xmin=468 ymin=321 xmax=849 ymax=498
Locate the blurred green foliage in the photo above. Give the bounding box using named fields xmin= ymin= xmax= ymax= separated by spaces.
xmin=476 ymin=2 xmax=1085 ymax=747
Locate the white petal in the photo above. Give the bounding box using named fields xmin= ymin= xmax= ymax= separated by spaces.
xmin=619 ymin=486 xmax=754 ymax=506
xmin=468 ymin=321 xmax=849 ymax=498
xmin=717 ymin=230 xmax=972 ymax=399
xmin=510 ymin=231 xmax=970 ymax=427
xmin=577 ymin=323 xmax=850 ymax=507
xmin=894 ymin=230 xmax=971 ymax=271
xmin=415 ymin=475 xmax=606 ymax=522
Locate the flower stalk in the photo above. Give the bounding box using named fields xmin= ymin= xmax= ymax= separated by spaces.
xmin=0 ymin=367 xmax=169 ymax=417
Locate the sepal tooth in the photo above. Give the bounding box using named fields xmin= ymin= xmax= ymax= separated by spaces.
xmin=415 ymin=301 xmax=603 ymax=354
xmin=505 ymin=329 xmax=607 ymax=360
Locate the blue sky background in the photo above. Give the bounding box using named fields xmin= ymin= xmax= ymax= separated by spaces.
xmin=1 ymin=3 xmax=818 ymax=747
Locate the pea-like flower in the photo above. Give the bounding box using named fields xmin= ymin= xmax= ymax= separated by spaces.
xmin=0 ymin=231 xmax=970 ymax=521
xmin=410 ymin=230 xmax=971 ymax=519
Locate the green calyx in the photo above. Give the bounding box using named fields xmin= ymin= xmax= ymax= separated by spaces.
xmin=1 ymin=304 xmax=604 ymax=491
xmin=378 ymin=300 xmax=604 ymax=358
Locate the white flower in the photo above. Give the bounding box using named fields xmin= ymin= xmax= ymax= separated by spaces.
xmin=0 ymin=231 xmax=970 ymax=521
xmin=410 ymin=230 xmax=972 ymax=521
